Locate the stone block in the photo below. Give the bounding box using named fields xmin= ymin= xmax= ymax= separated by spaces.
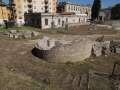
xmin=31 ymin=31 xmax=39 ymax=37
xmin=9 ymin=34 xmax=14 ymax=38
xmin=92 ymin=41 xmax=110 ymax=56
xmin=9 ymin=30 xmax=17 ymax=34
xmin=116 ymin=47 xmax=120 ymax=54
xmin=36 ymin=36 xmax=55 ymax=50
xmin=14 ymin=34 xmax=19 ymax=39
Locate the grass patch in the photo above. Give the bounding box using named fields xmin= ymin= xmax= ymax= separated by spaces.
xmin=1 ymin=25 xmax=117 ymax=36
xmin=16 ymin=25 xmax=118 ymax=35
xmin=0 ymin=67 xmax=56 ymax=90
xmin=0 ymin=26 xmax=8 ymax=32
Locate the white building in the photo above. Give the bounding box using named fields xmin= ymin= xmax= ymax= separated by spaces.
xmin=57 ymin=2 xmax=91 ymax=19
xmin=25 ymin=13 xmax=89 ymax=29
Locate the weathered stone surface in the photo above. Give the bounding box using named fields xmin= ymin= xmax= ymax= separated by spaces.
xmin=110 ymin=40 xmax=120 ymax=54
xmin=31 ymin=31 xmax=39 ymax=37
xmin=33 ymin=37 xmax=120 ymax=63
xmin=35 ymin=36 xmax=56 ymax=50
xmin=14 ymin=34 xmax=19 ymax=39
xmin=33 ymin=37 xmax=95 ymax=63
xmin=89 ymin=24 xmax=97 ymax=30
xmin=6 ymin=30 xmax=39 ymax=39
xmin=92 ymin=41 xmax=110 ymax=56
xmin=96 ymin=24 xmax=112 ymax=29
xmin=23 ymin=31 xmax=32 ymax=39
xmin=9 ymin=34 xmax=14 ymax=38
xmin=114 ymin=27 xmax=120 ymax=30
xmin=116 ymin=47 xmax=120 ymax=53
xmin=9 ymin=30 xmax=17 ymax=34
xmin=112 ymin=23 xmax=120 ymax=30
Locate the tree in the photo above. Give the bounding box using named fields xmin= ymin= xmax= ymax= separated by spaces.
xmin=111 ymin=4 xmax=120 ymax=20
xmin=91 ymin=0 xmax=101 ymax=21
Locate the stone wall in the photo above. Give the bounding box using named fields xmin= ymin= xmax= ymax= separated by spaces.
xmin=4 ymin=30 xmax=39 ymax=39
xmin=105 ymin=20 xmax=120 ymax=25
xmin=104 ymin=20 xmax=120 ymax=30
xmin=32 ymin=36 xmax=120 ymax=63
xmin=32 ymin=37 xmax=94 ymax=63
xmin=41 ymin=14 xmax=89 ymax=29
xmin=46 ymin=38 xmax=94 ymax=63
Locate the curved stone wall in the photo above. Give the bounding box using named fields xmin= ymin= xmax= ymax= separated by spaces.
xmin=32 ymin=38 xmax=95 ymax=63
xmin=32 ymin=36 xmax=118 ymax=63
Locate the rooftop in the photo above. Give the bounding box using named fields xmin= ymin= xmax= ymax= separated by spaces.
xmin=58 ymin=1 xmax=91 ymax=7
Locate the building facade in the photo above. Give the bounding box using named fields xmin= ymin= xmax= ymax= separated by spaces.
xmin=12 ymin=0 xmax=57 ymax=24
xmin=0 ymin=2 xmax=11 ymax=25
xmin=31 ymin=0 xmax=57 ymax=14
xmin=24 ymin=2 xmax=91 ymax=29
xmin=57 ymin=2 xmax=91 ymax=19
xmin=25 ymin=13 xmax=89 ymax=29
xmin=51 ymin=0 xmax=57 ymax=14
xmin=12 ymin=0 xmax=26 ymax=24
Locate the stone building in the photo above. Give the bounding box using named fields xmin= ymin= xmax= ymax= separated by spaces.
xmin=25 ymin=13 xmax=89 ymax=29
xmin=24 ymin=1 xmax=91 ymax=29
xmin=0 ymin=2 xmax=11 ymax=25
xmin=57 ymin=2 xmax=91 ymax=19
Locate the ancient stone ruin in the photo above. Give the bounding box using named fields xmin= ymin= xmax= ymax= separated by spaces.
xmin=32 ymin=36 xmax=120 ymax=63
xmin=4 ymin=30 xmax=39 ymax=39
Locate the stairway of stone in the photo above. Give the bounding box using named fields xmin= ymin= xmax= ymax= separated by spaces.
xmin=50 ymin=70 xmax=89 ymax=90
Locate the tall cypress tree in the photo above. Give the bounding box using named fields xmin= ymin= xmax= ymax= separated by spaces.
xmin=91 ymin=0 xmax=101 ymax=21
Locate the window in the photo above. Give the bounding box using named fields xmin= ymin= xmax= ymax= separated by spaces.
xmin=34 ymin=6 xmax=36 ymax=9
xmin=58 ymin=19 xmax=60 ymax=25
xmin=66 ymin=18 xmax=68 ymax=23
xmin=47 ymin=40 xmax=50 ymax=47
xmin=19 ymin=11 xmax=22 ymax=14
xmin=79 ymin=18 xmax=81 ymax=23
xmin=19 ymin=17 xmax=22 ymax=19
xmin=45 ymin=19 xmax=48 ymax=25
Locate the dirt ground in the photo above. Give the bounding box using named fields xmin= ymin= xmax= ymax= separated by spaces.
xmin=0 ymin=25 xmax=120 ymax=90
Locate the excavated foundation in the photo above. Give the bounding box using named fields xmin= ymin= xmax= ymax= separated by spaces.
xmin=32 ymin=36 xmax=120 ymax=63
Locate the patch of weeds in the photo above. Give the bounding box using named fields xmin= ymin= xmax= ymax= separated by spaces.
xmin=0 ymin=26 xmax=8 ymax=32
xmin=31 ymin=79 xmax=57 ymax=90
xmin=31 ymin=79 xmax=42 ymax=87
